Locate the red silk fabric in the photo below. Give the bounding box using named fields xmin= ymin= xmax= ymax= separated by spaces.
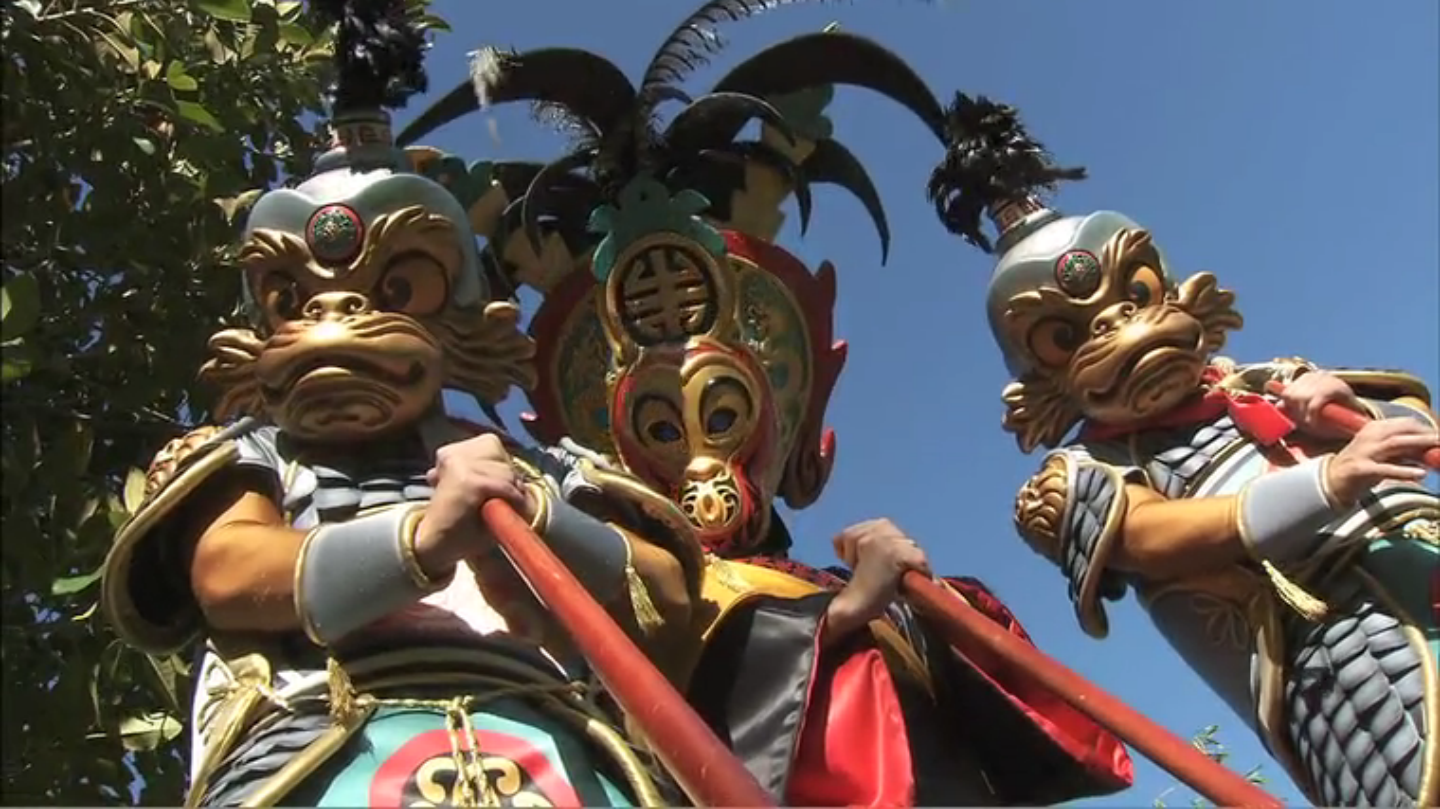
xmin=786 ymin=642 xmax=915 ymax=807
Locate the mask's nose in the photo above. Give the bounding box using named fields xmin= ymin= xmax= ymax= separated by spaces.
xmin=680 ymin=459 xmax=741 ymax=531
xmin=303 ymin=291 xmax=371 ymax=321
xmin=1090 ymin=301 xmax=1137 ymax=337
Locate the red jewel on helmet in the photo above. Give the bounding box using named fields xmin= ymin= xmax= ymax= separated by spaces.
xmin=1055 ymin=249 xmax=1102 ymax=297
xmin=306 ymin=204 xmax=365 ymax=265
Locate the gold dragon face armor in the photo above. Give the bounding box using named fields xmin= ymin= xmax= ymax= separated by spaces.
xmin=524 ymin=215 xmax=844 ymax=556
xmin=200 ymin=130 xmax=534 ymax=443
xmin=986 ymin=211 xmax=1243 ymax=451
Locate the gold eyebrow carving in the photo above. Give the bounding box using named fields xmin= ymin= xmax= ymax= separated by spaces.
xmin=238 ymin=229 xmax=321 ymax=280
xmin=1099 ymin=228 xmax=1163 ymax=280
xmin=354 ymin=206 xmax=463 ymax=287
xmin=238 ymin=206 xmax=464 ymax=291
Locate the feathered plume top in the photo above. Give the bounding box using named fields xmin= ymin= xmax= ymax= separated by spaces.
xmin=397 ymin=0 xmax=950 ymax=268
xmin=312 ymin=0 xmax=429 ymax=114
xmin=927 ymin=92 xmax=1086 ymax=253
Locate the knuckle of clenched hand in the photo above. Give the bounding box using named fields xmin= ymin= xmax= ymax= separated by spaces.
xmin=473 ymin=433 xmax=506 ymax=457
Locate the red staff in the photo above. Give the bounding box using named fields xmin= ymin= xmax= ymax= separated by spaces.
xmin=1263 ymin=380 xmax=1440 ymax=470
xmin=1263 ymin=379 xmax=1440 ymax=625
xmin=481 ymin=500 xmax=775 ymax=808
xmin=482 ymin=497 xmax=1285 ymax=808
xmin=900 ymin=574 xmax=1282 ymax=808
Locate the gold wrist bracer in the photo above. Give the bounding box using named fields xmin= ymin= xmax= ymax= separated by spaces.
xmin=524 ymin=480 xmax=554 ymax=534
xmin=398 ymin=506 xmax=444 ymax=591
xmin=293 ymin=526 xmax=327 ymax=647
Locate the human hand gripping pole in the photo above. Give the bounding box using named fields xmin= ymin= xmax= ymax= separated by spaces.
xmin=479 ymin=499 xmax=775 ymax=808
xmin=1264 ymin=380 xmax=1440 ymax=471
xmin=898 ymin=573 xmax=1284 ymax=809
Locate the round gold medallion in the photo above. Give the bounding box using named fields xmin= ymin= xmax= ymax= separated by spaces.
xmin=611 ymin=235 xmax=722 ymax=348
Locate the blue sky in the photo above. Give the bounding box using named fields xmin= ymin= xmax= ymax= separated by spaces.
xmin=411 ymin=1 xmax=1440 ymax=804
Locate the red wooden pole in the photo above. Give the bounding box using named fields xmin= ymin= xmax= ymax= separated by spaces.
xmin=1263 ymin=380 xmax=1440 ymax=470
xmin=481 ymin=500 xmax=775 ymax=808
xmin=901 ymin=573 xmax=1283 ymax=809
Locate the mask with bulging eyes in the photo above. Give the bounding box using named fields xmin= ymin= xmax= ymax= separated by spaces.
xmin=522 ymin=227 xmax=848 ymax=557
xmin=988 ymin=216 xmax=1244 ymax=452
xmin=198 ymin=143 xmax=536 ymax=444
xmin=611 ymin=341 xmax=781 ymax=555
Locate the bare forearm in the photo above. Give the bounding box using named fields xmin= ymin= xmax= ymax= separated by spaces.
xmin=191 ymin=522 xmax=308 ymax=632
xmin=1111 ymin=487 xmax=1247 ymax=579
xmin=820 ymin=590 xmax=868 ymax=648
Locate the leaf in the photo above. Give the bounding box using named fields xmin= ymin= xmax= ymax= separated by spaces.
xmin=1 ymin=339 xmax=34 ymax=383
xmin=176 ymin=100 xmax=224 ymax=133
xmin=93 ymin=28 xmax=142 ymax=73
xmin=277 ymin=23 xmax=312 ymax=47
xmin=417 ymin=14 xmax=452 ymax=32
xmin=132 ymin=136 xmax=157 ymax=156
xmin=1 ymin=272 xmax=40 ymax=340
xmin=72 ymin=602 xmax=100 ymax=622
xmin=116 ymin=711 xmax=184 ymax=752
xmin=213 ymin=188 xmax=263 ymax=223
xmin=143 ymin=654 xmax=183 ymax=715
xmin=202 ymin=28 xmax=236 ymax=64
xmin=122 ymin=467 xmax=149 ymax=515
xmin=89 ymin=663 xmax=104 ymax=728
xmin=51 ymin=567 xmax=103 ymax=596
xmin=127 ymin=12 xmax=165 ymax=61
xmin=164 ymin=62 xmax=198 ymax=92
xmin=193 ymin=0 xmax=253 ymax=23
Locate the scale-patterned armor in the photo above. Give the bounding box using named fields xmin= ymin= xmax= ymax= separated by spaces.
xmin=1020 ymin=365 xmax=1438 ymax=806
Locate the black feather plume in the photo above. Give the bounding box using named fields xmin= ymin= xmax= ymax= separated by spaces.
xmin=312 ymin=0 xmax=429 ymax=113
xmin=637 ymin=0 xmax=819 ymax=109
xmin=927 ymin=92 xmax=1086 ymax=253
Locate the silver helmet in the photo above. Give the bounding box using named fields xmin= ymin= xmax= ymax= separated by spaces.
xmin=927 ymin=93 xmax=1177 ymax=378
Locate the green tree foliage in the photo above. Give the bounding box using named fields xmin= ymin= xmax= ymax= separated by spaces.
xmin=0 ymin=0 xmax=444 ymax=802
xmin=1153 ymin=725 xmax=1268 ymax=808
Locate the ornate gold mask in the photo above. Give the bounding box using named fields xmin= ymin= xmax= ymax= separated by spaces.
xmin=996 ymin=226 xmax=1243 ymax=451
xmin=523 ymin=203 xmax=845 ymax=555
xmin=202 ymin=197 xmax=534 ymax=443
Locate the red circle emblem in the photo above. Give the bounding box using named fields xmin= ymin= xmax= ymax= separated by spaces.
xmin=1054 ymin=249 xmax=1102 ymax=297
xmin=369 ymin=728 xmax=582 ymax=807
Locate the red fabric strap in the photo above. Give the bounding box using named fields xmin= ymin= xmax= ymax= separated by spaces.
xmin=1080 ymin=366 xmax=1296 ymax=445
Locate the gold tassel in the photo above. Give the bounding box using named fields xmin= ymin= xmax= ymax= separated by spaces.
xmin=625 ymin=563 xmax=665 ymax=636
xmin=707 ymin=557 xmax=752 ymax=593
xmin=326 ymin=657 xmax=360 ymax=725
xmin=1261 ymin=560 xmax=1330 ymax=622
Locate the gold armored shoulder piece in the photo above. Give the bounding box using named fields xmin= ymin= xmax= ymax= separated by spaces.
xmin=1212 ymin=357 xmax=1317 ymax=394
xmin=144 ymin=425 xmax=225 ymax=503
xmin=1014 ymin=449 xmax=1131 ymax=639
xmin=1327 ymin=368 xmax=1435 ymax=408
xmin=1014 ymin=453 xmax=1070 ymax=564
xmin=103 ymin=423 xmax=250 ymax=655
